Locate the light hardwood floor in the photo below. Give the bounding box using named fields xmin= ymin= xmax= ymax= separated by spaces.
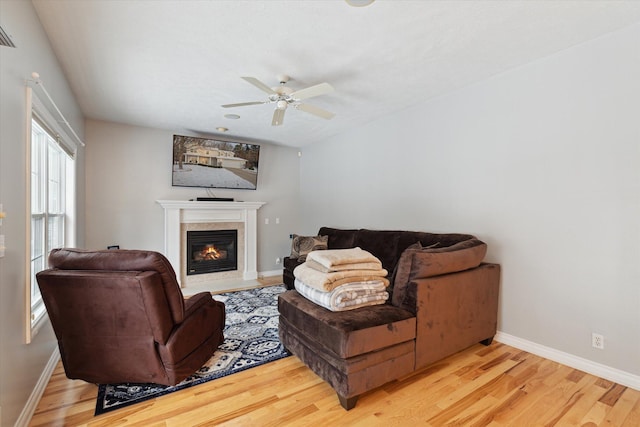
xmin=30 ymin=280 xmax=640 ymax=426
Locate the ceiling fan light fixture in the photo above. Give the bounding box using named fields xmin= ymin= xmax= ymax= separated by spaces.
xmin=345 ymin=0 xmax=374 ymax=7
xmin=224 ymin=114 xmax=240 ymax=120
xmin=276 ymin=100 xmax=288 ymax=110
xmin=216 ymin=127 xmax=228 ymax=132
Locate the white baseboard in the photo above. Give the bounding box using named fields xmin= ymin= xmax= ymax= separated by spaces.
xmin=15 ymin=346 xmax=60 ymax=427
xmin=259 ymin=269 xmax=283 ymax=278
xmin=495 ymin=331 xmax=640 ymax=391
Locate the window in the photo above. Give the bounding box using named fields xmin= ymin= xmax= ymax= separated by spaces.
xmin=30 ymin=119 xmax=70 ymax=331
xmin=26 ymin=86 xmax=77 ymax=342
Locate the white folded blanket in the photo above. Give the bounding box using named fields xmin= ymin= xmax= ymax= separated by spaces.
xmin=294 ymin=262 xmax=389 ymax=292
xmin=306 ymin=247 xmax=382 ymax=270
xmin=295 ymin=279 xmax=389 ymax=312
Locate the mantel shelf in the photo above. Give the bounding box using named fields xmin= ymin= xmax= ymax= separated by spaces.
xmin=156 ymin=200 xmax=265 ymax=210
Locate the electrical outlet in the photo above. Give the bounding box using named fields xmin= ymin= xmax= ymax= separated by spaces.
xmin=592 ymin=333 xmax=604 ymax=350
xmin=276 ymin=257 xmax=281 ymax=265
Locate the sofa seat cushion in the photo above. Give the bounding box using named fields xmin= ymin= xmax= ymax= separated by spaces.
xmin=279 ymin=316 xmax=415 ymax=399
xmin=278 ymin=290 xmax=415 ymax=359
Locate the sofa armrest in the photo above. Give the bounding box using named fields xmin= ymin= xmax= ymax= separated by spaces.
xmin=409 ymin=263 xmax=500 ymax=370
xmin=283 ymin=256 xmax=304 ymax=289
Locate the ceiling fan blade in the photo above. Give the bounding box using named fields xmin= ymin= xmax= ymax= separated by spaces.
xmin=290 ymin=82 xmax=334 ymax=100
xmin=272 ymin=108 xmax=286 ymax=126
xmin=242 ymin=77 xmax=277 ymax=95
xmin=296 ymin=103 xmax=335 ymax=120
xmin=221 ymin=101 xmax=266 ymax=108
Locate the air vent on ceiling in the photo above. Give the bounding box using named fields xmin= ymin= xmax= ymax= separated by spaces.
xmin=0 ymin=25 xmax=16 ymax=48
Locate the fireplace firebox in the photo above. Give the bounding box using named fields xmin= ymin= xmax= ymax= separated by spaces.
xmin=186 ymin=230 xmax=238 ymax=275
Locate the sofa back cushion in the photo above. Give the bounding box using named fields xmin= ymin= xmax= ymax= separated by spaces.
xmin=316 ymin=228 xmax=479 ymax=281
xmin=395 ymin=231 xmax=472 ymax=256
xmin=391 ymin=239 xmax=488 ymax=311
xmin=318 ymin=227 xmax=358 ymax=249
xmin=354 ymin=229 xmax=401 ymax=271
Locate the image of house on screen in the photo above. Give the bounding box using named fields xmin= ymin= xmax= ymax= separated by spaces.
xmin=183 ymin=146 xmax=247 ymax=169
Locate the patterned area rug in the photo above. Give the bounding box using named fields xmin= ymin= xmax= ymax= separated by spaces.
xmin=95 ymin=284 xmax=289 ymax=415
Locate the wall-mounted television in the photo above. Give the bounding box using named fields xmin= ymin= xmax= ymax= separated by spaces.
xmin=172 ymin=134 xmax=260 ymax=190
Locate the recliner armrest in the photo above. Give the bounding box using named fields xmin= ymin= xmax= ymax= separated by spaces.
xmin=159 ymin=297 xmax=225 ymax=367
xmin=184 ymin=292 xmax=217 ymax=318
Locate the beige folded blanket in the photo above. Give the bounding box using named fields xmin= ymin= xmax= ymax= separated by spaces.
xmin=305 ymin=258 xmax=382 ymax=273
xmin=294 ymin=262 xmax=388 ymax=292
xmin=306 ymin=247 xmax=382 ymax=270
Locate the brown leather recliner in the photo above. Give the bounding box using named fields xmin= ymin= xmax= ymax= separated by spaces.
xmin=36 ymin=248 xmax=225 ymax=386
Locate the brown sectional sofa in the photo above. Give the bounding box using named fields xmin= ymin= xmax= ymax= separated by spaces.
xmin=278 ymin=227 xmax=500 ymax=409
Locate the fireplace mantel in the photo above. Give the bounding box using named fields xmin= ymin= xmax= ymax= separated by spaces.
xmin=157 ymin=200 xmax=265 ymax=283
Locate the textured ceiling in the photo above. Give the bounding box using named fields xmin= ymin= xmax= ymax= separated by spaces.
xmin=32 ymin=0 xmax=640 ymax=147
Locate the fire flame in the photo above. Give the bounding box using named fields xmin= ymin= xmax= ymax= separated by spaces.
xmin=202 ymin=245 xmax=222 ymax=260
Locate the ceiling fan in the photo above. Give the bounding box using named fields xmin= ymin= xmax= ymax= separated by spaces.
xmin=222 ymin=75 xmax=335 ymax=126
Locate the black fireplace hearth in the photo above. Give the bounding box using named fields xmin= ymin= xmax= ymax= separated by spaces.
xmin=186 ymin=230 xmax=238 ymax=275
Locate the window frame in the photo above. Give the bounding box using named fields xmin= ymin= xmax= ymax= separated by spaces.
xmin=25 ymin=86 xmax=77 ymax=343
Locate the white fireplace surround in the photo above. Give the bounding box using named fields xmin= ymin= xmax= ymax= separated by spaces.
xmin=157 ymin=200 xmax=265 ymax=284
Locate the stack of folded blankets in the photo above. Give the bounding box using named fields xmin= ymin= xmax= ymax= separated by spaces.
xmin=293 ymin=247 xmax=389 ymax=312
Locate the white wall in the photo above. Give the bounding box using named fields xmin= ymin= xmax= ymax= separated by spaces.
xmin=0 ymin=2 xmax=85 ymax=426
xmin=85 ymin=119 xmax=300 ymax=274
xmin=300 ymin=23 xmax=640 ymax=377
